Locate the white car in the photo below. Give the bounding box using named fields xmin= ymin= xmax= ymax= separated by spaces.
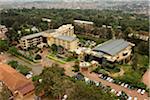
xmin=26 ymin=74 xmax=32 ymax=79
xmin=28 ymin=71 xmax=33 ymax=75
xmin=95 ymin=82 xmax=100 ymax=87
xmin=109 ymin=78 xmax=113 ymax=82
xmin=137 ymin=89 xmax=141 ymax=93
xmin=110 ymin=89 xmax=115 ymax=93
xmin=134 ymin=97 xmax=138 ymax=100
xmin=127 ymin=96 xmax=132 ymax=100
xmin=121 ymin=83 xmax=125 ymax=87
xmin=98 ymin=74 xmax=102 ymax=78
xmin=141 ymin=90 xmax=145 ymax=95
xmin=124 ymin=84 xmax=128 ymax=88
xmin=106 ymin=77 xmax=110 ymax=81
xmin=110 ymin=89 xmax=117 ymax=94
xmin=116 ymin=91 xmax=122 ymax=96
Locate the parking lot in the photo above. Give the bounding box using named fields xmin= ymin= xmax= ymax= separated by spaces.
xmin=82 ymin=72 xmax=149 ymax=100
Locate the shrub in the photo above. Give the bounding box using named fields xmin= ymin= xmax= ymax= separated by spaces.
xmin=72 ymin=65 xmax=79 ymax=72
xmin=35 ymin=54 xmax=42 ymax=60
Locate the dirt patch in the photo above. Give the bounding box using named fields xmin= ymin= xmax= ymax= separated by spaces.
xmin=142 ymin=69 xmax=150 ymax=88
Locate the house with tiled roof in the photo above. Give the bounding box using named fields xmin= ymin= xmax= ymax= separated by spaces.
xmin=0 ymin=64 xmax=35 ymax=100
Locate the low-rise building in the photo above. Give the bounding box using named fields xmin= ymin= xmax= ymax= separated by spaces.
xmin=0 ymin=25 xmax=8 ymax=40
xmin=0 ymin=64 xmax=35 ymax=100
xmin=128 ymin=32 xmax=149 ymax=41
xmin=87 ymin=39 xmax=135 ymax=64
xmin=74 ymin=20 xmax=94 ymax=30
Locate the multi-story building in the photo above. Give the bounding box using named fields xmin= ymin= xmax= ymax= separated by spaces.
xmin=47 ymin=24 xmax=78 ymax=51
xmin=20 ymin=24 xmax=79 ymax=51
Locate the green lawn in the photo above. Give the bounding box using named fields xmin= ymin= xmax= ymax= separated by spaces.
xmin=137 ymin=54 xmax=149 ymax=67
xmin=47 ymin=54 xmax=66 ymax=64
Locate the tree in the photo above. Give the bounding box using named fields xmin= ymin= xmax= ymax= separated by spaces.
xmin=137 ymin=41 xmax=149 ymax=56
xmin=34 ymin=64 xmax=68 ymax=99
xmin=123 ymin=27 xmax=133 ymax=39
xmin=35 ymin=54 xmax=42 ymax=60
xmin=8 ymin=60 xmax=18 ymax=69
xmin=68 ymin=81 xmax=116 ymax=100
xmin=0 ymin=85 xmax=12 ymax=100
xmin=51 ymin=44 xmax=58 ymax=54
xmin=0 ymin=40 xmax=9 ymax=52
xmin=8 ymin=46 xmax=18 ymax=55
xmin=131 ymin=53 xmax=138 ymax=70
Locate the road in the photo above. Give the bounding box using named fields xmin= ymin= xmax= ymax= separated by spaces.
xmin=82 ymin=72 xmax=149 ymax=100
xmin=51 ymin=60 xmax=149 ymax=100
xmin=2 ymin=53 xmax=44 ymax=75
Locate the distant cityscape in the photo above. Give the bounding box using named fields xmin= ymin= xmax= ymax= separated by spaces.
xmin=0 ymin=0 xmax=149 ymax=16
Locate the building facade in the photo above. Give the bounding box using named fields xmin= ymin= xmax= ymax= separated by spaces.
xmin=87 ymin=39 xmax=135 ymax=64
xmin=20 ymin=24 xmax=79 ymax=51
xmin=74 ymin=20 xmax=94 ymax=31
xmin=0 ymin=25 xmax=8 ymax=40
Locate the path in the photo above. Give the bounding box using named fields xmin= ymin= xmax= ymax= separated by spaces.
xmin=56 ymin=61 xmax=149 ymax=100
xmin=82 ymin=72 xmax=149 ymax=100
xmin=142 ymin=69 xmax=150 ymax=88
xmin=110 ymin=68 xmax=125 ymax=77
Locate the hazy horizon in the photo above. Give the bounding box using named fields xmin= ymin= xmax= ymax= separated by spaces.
xmin=0 ymin=0 xmax=147 ymax=2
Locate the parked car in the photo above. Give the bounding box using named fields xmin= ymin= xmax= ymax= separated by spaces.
xmin=74 ymin=72 xmax=84 ymax=81
xmin=141 ymin=90 xmax=145 ymax=95
xmin=106 ymin=77 xmax=111 ymax=81
xmin=121 ymin=83 xmax=125 ymax=87
xmin=108 ymin=78 xmax=114 ymax=82
xmin=127 ymin=96 xmax=132 ymax=100
xmin=116 ymin=91 xmax=122 ymax=96
xmin=110 ymin=89 xmax=117 ymax=94
xmin=134 ymin=97 xmax=138 ymax=100
xmin=124 ymin=84 xmax=128 ymax=88
xmin=137 ymin=89 xmax=142 ymax=93
xmin=98 ymin=74 xmax=103 ymax=78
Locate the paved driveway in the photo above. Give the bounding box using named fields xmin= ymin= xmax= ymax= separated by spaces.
xmin=82 ymin=72 xmax=149 ymax=100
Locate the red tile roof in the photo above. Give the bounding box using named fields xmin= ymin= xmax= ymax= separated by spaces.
xmin=0 ymin=64 xmax=34 ymax=96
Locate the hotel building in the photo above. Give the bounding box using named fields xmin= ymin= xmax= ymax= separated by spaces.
xmin=20 ymin=24 xmax=79 ymax=51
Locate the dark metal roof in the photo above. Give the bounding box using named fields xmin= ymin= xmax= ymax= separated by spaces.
xmin=93 ymin=39 xmax=130 ymax=56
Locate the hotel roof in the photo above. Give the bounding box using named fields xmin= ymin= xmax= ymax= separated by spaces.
xmin=21 ymin=29 xmax=55 ymax=40
xmin=0 ymin=64 xmax=34 ymax=95
xmin=93 ymin=39 xmax=132 ymax=56
xmin=56 ymin=35 xmax=77 ymax=42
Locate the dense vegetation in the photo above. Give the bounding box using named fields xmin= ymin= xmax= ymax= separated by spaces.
xmin=0 ymin=8 xmax=148 ymax=42
xmin=8 ymin=60 xmax=31 ymax=75
xmin=0 ymin=8 xmax=149 ymax=94
xmin=33 ymin=64 xmax=117 ymax=100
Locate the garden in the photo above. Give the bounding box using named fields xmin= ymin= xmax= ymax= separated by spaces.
xmin=47 ymin=44 xmax=79 ymax=64
xmin=8 ymin=60 xmax=31 ymax=76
